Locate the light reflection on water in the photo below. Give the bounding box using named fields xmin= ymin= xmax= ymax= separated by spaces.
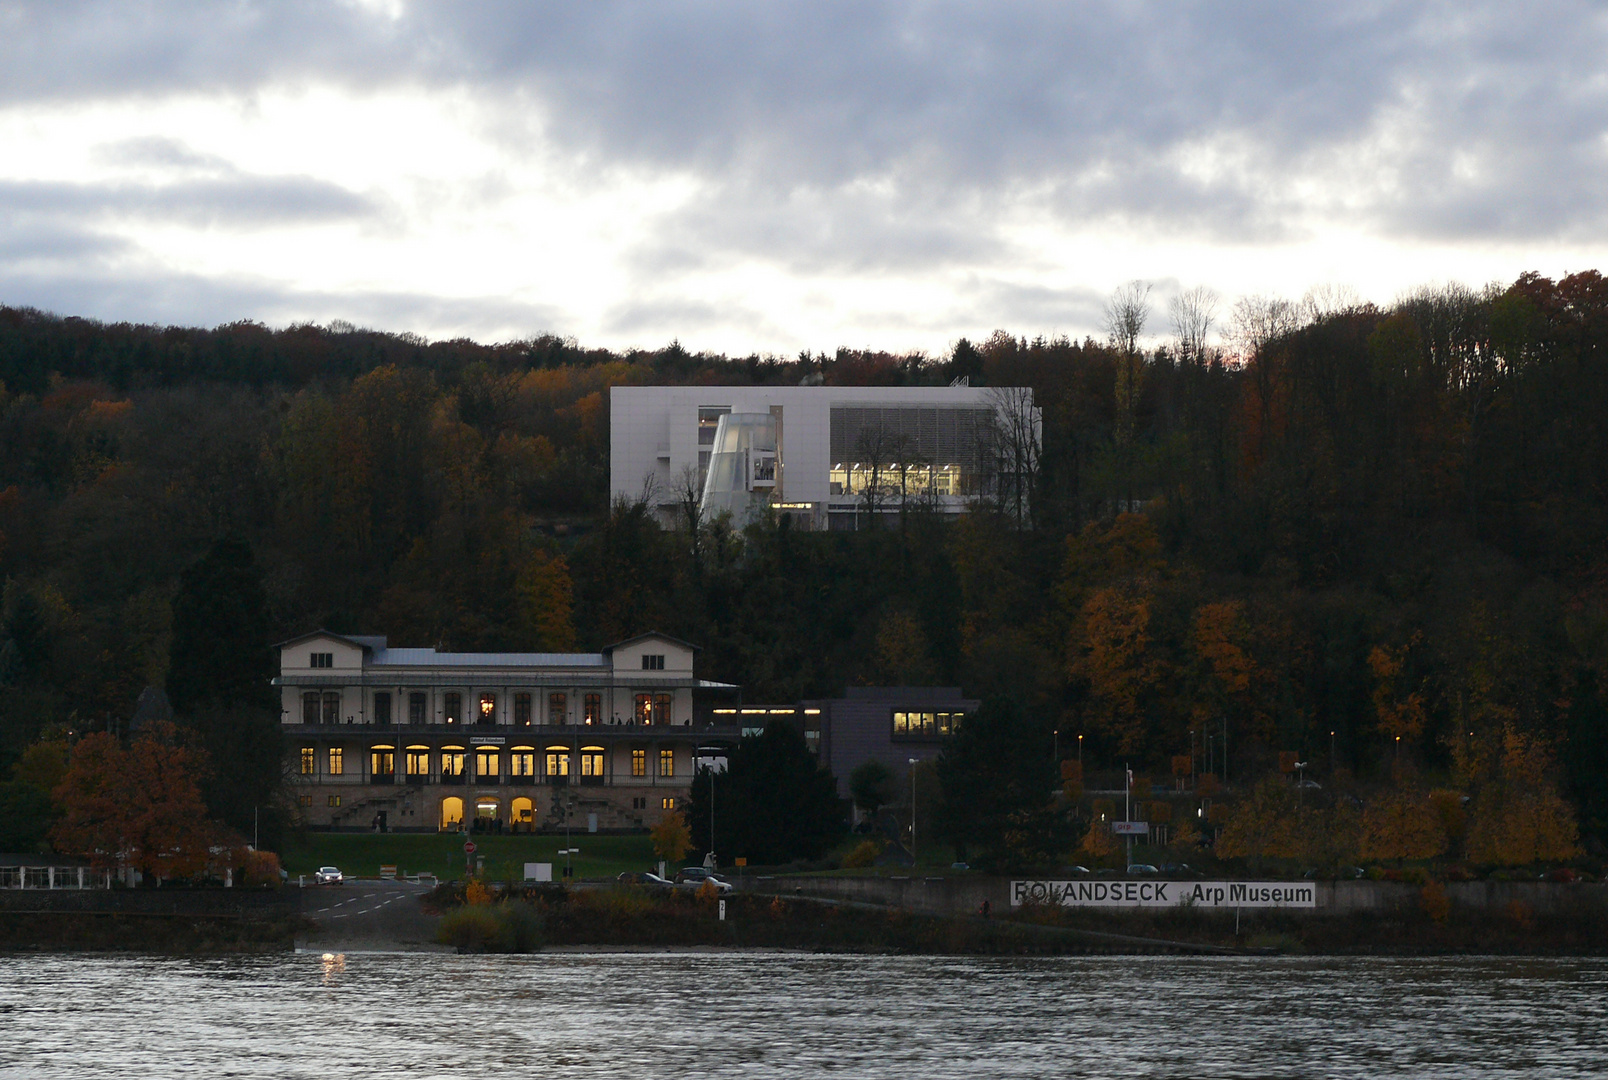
xmin=2 ymin=953 xmax=1605 ymax=1078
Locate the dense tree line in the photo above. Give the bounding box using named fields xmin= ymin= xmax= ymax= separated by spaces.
xmin=2 ymin=270 xmax=1606 ymax=857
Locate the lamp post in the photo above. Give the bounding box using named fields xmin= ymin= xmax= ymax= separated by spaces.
xmin=697 ymin=746 xmax=722 ymax=868
xmin=1294 ymin=761 xmax=1308 ymax=806
xmin=1330 ymin=730 xmax=1336 ymax=775
xmin=908 ymin=758 xmax=919 ymax=865
xmin=1077 ymin=734 xmax=1083 ymax=770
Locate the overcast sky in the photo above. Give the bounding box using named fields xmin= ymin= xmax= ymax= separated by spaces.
xmin=1 ymin=0 xmax=1604 ymax=355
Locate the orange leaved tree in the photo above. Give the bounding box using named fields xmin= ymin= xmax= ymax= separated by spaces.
xmin=50 ymin=723 xmax=228 ymax=883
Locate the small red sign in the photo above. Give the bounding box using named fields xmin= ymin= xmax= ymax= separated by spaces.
xmin=464 ymin=841 xmax=477 ymax=854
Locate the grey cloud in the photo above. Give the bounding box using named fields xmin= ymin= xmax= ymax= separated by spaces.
xmin=0 ymin=175 xmax=376 ymax=227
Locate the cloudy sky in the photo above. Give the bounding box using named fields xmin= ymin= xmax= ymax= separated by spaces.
xmin=1 ymin=1 xmax=1604 ymax=355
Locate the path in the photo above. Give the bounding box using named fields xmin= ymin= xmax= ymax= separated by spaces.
xmin=296 ymin=879 xmax=447 ymax=952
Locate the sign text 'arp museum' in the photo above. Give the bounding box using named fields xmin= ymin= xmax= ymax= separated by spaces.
xmin=1011 ymin=880 xmax=1317 ymax=909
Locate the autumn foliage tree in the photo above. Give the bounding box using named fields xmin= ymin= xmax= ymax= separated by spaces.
xmin=1463 ymin=726 xmax=1581 ymax=866
xmin=50 ymin=723 xmax=232 ymax=882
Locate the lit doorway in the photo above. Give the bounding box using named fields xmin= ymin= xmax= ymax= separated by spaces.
xmin=440 ymin=796 xmax=464 ymax=831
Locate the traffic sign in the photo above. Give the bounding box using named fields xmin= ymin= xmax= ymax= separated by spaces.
xmin=464 ymin=841 xmax=477 ymax=854
xmin=1112 ymin=821 xmax=1149 ymax=836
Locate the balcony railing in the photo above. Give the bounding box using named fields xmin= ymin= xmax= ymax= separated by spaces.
xmin=441 ymin=773 xmax=466 ymax=786
xmin=371 ymin=774 xmax=394 ymax=786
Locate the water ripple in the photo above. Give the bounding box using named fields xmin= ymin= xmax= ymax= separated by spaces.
xmin=1 ymin=954 xmax=1604 ymax=1078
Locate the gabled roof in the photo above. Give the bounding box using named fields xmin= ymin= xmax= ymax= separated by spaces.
xmin=272 ymin=630 xmax=380 ymax=653
xmin=601 ymin=631 xmax=701 ymax=654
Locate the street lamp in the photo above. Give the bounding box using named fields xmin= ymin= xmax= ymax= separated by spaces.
xmin=1294 ymin=761 xmax=1308 ymax=806
xmin=908 ymin=758 xmax=919 ymax=864
xmin=1077 ymin=734 xmax=1083 ymax=770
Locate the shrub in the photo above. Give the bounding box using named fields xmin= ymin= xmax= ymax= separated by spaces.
xmin=437 ymin=905 xmax=509 ymax=952
xmin=1419 ymin=882 xmax=1451 ymax=922
xmin=465 ymin=878 xmax=493 ymax=906
xmin=242 ymin=850 xmax=281 ymax=888
xmin=436 ymin=901 xmax=545 ymax=953
xmin=842 ymin=840 xmax=884 ymax=869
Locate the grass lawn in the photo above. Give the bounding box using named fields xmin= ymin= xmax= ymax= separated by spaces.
xmin=278 ymin=832 xmax=659 ymax=882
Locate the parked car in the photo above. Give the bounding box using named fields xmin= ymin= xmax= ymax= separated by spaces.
xmin=1060 ymin=865 xmax=1092 ymax=876
xmin=1126 ymin=863 xmax=1160 ymax=875
xmin=314 ymin=866 xmax=343 ymax=885
xmin=617 ymin=871 xmax=674 ymax=887
xmin=675 ymin=868 xmax=732 ymax=891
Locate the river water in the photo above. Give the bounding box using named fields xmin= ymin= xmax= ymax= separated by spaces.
xmin=3 ymin=953 xmax=1604 ymax=1078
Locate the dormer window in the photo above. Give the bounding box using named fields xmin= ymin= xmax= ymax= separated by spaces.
xmin=310 ymin=652 xmax=333 ymax=669
xmin=642 ymin=654 xmax=665 ymax=670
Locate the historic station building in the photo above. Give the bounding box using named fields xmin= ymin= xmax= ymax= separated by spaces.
xmin=276 ymin=630 xmax=739 ymax=833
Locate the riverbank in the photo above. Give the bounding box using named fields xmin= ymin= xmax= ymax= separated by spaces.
xmin=427 ymin=883 xmax=1608 ymax=956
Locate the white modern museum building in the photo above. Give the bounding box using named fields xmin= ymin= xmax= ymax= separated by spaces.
xmin=610 ymin=384 xmax=1039 ymax=529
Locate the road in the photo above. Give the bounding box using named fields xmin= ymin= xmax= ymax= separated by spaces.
xmin=297 ymin=879 xmax=446 ymax=952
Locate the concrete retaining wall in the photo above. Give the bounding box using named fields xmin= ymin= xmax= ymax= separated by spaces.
xmin=750 ymin=875 xmax=1608 ymax=918
xmin=0 ymin=888 xmax=302 ymax=919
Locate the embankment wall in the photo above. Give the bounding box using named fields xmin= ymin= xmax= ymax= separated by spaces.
xmin=751 ymin=875 xmax=1608 ymax=918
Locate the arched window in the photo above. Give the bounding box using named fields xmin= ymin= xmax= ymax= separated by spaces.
xmin=370 ymin=745 xmax=395 ymax=783
xmin=405 ymin=745 xmax=430 ymax=783
xmin=509 ymin=747 xmax=535 ymax=784
xmin=545 ymin=746 xmax=570 ymax=780
xmin=475 ymin=747 xmax=500 ymax=783
xmin=579 ymin=745 xmax=604 ymax=782
xmin=440 ymin=746 xmax=466 ymax=784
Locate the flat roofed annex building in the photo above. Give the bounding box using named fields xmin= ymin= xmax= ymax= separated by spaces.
xmin=276 ymin=630 xmax=738 ymax=833
xmin=611 ymin=384 xmax=1039 ymax=529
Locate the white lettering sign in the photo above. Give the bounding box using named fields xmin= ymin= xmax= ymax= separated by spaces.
xmin=1010 ymin=880 xmax=1317 ymax=909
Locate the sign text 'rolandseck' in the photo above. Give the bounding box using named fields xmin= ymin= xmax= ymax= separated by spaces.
xmin=1010 ymin=880 xmax=1317 ymax=909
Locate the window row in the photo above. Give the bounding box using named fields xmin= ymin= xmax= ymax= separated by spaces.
xmin=298 ymin=745 xmax=678 ymax=780
xmin=892 ymin=710 xmax=964 ymax=737
xmin=298 ymin=691 xmax=679 ymax=726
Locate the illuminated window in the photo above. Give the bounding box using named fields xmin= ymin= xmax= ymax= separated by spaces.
xmin=893 ymin=711 xmax=908 ymax=734
xmin=479 ymin=693 xmax=497 ymax=726
xmin=510 ymin=747 xmax=535 ymax=778
xmin=631 ymin=749 xmax=646 ymax=777
xmin=409 ymin=692 xmax=427 ymax=725
xmin=642 ymin=654 xmax=665 ymax=670
xmin=661 ymin=797 xmax=676 ymax=810
xmin=328 ymin=747 xmax=344 ymax=775
xmin=580 ymin=746 xmax=604 ymax=777
xmin=322 ymin=692 xmax=340 ymax=725
xmin=310 ymin=652 xmax=332 ymax=668
xmin=658 ymin=749 xmax=674 ymax=777
xmin=299 ymin=794 xmax=312 ymax=807
xmin=328 ymin=794 xmax=342 ymax=807
xmin=370 ymin=745 xmax=394 ymax=777
xmin=635 ymin=694 xmax=654 ymax=724
xmin=584 ymin=693 xmax=601 ymax=724
xmin=545 ymin=747 xmax=570 ymax=778
xmin=444 ymin=692 xmax=461 ymax=725
xmin=514 ymin=693 xmax=532 ymax=726
xmin=475 ymin=747 xmax=499 ymax=782
xmin=549 ymin=692 xmax=567 ymax=725
xmin=440 ymin=747 xmax=465 ymax=780
xmin=300 ymin=747 xmax=315 ymax=774
xmin=406 ymin=746 xmax=430 ymax=779
xmin=373 ymin=692 xmax=392 ymax=726
xmin=654 ymin=693 xmax=673 ymax=725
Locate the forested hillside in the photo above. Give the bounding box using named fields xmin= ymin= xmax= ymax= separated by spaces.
xmin=1 ymin=270 xmax=1606 ymax=848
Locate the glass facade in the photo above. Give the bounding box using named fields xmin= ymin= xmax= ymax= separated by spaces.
xmin=699 ymin=412 xmax=778 ymax=525
xmin=892 ymin=710 xmax=963 ymax=737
